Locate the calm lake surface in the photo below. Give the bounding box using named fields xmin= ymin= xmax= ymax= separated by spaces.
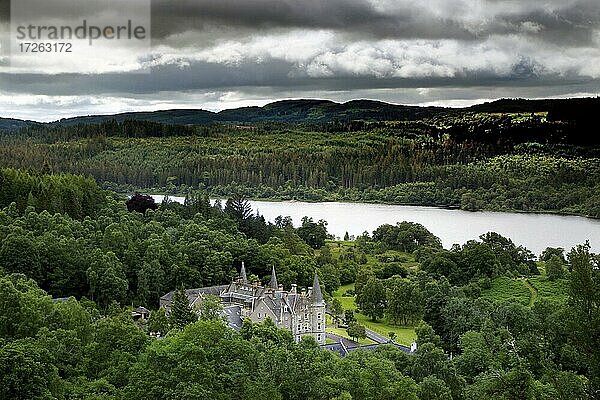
xmin=152 ymin=196 xmax=600 ymax=255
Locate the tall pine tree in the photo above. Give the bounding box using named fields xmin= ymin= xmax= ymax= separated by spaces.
xmin=169 ymin=286 xmax=197 ymax=330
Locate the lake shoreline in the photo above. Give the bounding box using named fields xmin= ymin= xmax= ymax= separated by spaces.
xmin=122 ymin=190 xmax=598 ymax=221
xmin=146 ymin=193 xmax=600 ymax=254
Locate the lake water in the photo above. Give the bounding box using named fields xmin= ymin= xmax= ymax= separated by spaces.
xmin=151 ymin=196 xmax=600 ymax=255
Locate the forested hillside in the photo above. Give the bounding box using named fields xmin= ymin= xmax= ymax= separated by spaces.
xmin=2 ymin=100 xmax=600 ymax=217
xmin=0 ymin=171 xmax=599 ymax=399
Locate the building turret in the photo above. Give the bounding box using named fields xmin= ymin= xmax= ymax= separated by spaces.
xmin=240 ymin=262 xmax=248 ymax=284
xmin=270 ymin=265 xmax=278 ymax=290
xmin=312 ymin=273 xmax=325 ymax=305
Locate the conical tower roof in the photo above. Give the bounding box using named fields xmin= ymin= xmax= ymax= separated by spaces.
xmin=240 ymin=262 xmax=248 ymax=284
xmin=312 ymin=272 xmax=324 ymax=304
xmin=270 ymin=265 xmax=278 ymax=290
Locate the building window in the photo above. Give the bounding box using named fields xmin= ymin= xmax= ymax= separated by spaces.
xmin=317 ymin=323 xmax=321 ymax=330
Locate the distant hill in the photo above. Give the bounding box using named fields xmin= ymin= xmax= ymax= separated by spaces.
xmin=0 ymin=117 xmax=38 ymax=131
xmin=50 ymin=109 xmax=217 ymax=127
xmin=217 ymin=99 xmax=445 ymax=123
xmin=48 ymin=99 xmax=447 ymax=127
xmin=467 ymin=97 xmax=600 ymax=118
xmin=1 ymin=97 xmax=599 ymax=130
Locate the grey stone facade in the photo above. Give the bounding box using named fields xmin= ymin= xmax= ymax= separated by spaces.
xmin=160 ymin=263 xmax=326 ymax=345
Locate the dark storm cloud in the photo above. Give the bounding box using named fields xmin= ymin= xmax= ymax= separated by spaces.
xmin=493 ymin=5 xmax=600 ymax=46
xmin=150 ymin=0 xmax=478 ymax=42
xmin=0 ymin=58 xmax=592 ymax=98
xmin=1 ymin=0 xmax=600 ymax=119
xmin=149 ymin=0 xmax=600 ymax=45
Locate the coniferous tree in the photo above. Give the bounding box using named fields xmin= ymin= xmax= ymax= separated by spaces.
xmin=196 ymin=295 xmax=224 ymax=322
xmin=148 ymin=307 xmax=170 ymax=335
xmin=169 ymin=286 xmax=197 ymax=330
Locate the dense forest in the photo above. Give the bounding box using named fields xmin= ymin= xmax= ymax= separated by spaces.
xmin=1 ymin=98 xmax=599 ymax=217
xmin=0 ymin=168 xmax=599 ymax=399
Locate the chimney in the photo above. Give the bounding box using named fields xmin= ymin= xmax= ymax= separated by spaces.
xmin=290 ymin=284 xmax=297 ymax=294
xmin=278 ymin=284 xmax=283 ymax=292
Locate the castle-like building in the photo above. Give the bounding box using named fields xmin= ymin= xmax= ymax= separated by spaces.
xmin=160 ymin=264 xmax=326 ymax=345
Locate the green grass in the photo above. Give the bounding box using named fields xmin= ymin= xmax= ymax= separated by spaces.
xmin=522 ymin=279 xmax=538 ymax=307
xmin=333 ymin=283 xmax=356 ymax=298
xmin=354 ymin=313 xmax=417 ymax=346
xmin=325 ymin=241 xmax=419 ymax=274
xmin=333 ymin=283 xmax=358 ymax=311
xmin=331 ymin=281 xmax=416 ymax=346
xmin=326 ymin=327 xmax=377 ymax=346
xmin=481 ymin=277 xmax=532 ymax=306
xmin=528 ymin=277 xmax=569 ymax=303
xmin=481 ymin=275 xmax=569 ymax=307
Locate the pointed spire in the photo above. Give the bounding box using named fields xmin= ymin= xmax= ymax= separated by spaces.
xmin=270 ymin=265 xmax=278 ymax=290
xmin=240 ymin=262 xmax=248 ymax=284
xmin=312 ymin=272 xmax=324 ymax=304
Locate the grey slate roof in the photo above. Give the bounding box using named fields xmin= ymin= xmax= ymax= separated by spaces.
xmin=312 ymin=273 xmax=324 ymax=305
xmin=222 ymin=305 xmax=243 ymax=330
xmin=52 ymin=297 xmax=73 ymax=303
xmin=240 ymin=262 xmax=248 ymax=284
xmin=269 ymin=265 xmax=278 ymax=289
xmin=160 ymin=285 xmax=229 ymax=303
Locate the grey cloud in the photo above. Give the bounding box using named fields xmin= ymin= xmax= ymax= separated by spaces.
xmin=0 ymin=57 xmax=594 ymax=98
xmin=0 ymin=0 xmax=599 ymax=120
xmin=1 ymin=0 xmax=599 ymax=45
xmin=149 ymin=0 xmax=600 ymax=45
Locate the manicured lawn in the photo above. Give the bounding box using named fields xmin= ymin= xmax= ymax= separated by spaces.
xmin=326 ymin=327 xmax=377 ymax=346
xmin=338 ymin=297 xmax=357 ymax=311
xmin=333 ymin=283 xmax=355 ymax=297
xmin=331 ymin=282 xmax=416 ymax=346
xmin=333 ymin=283 xmax=358 ymax=310
xmin=354 ymin=313 xmax=417 ymax=346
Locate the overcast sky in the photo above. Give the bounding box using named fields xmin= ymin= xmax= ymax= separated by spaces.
xmin=0 ymin=0 xmax=599 ymax=121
